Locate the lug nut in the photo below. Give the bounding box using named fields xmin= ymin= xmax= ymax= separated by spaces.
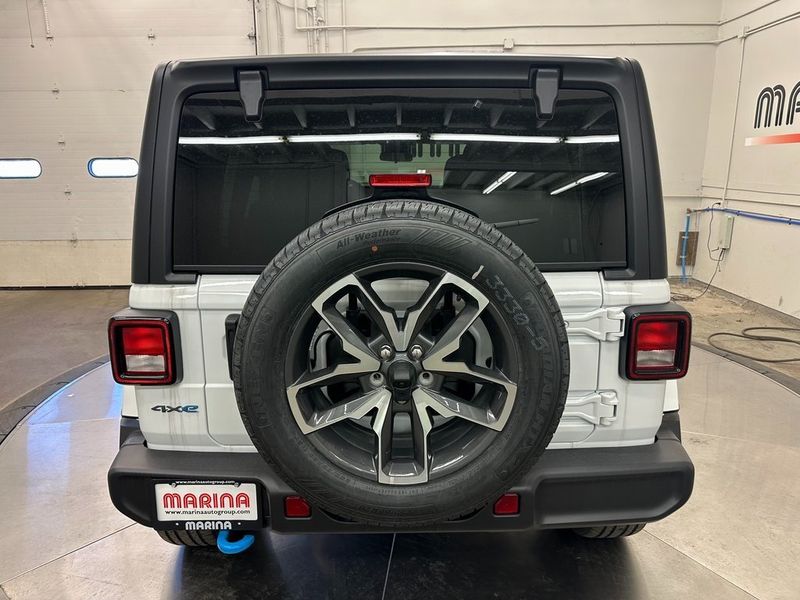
xmin=409 ymin=345 xmax=424 ymax=360
xmin=369 ymin=372 xmax=385 ymax=387
xmin=379 ymin=345 xmax=393 ymax=360
xmin=418 ymin=371 xmax=433 ymax=386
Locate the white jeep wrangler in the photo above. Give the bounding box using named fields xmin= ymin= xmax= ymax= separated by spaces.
xmin=107 ymin=54 xmax=693 ymax=551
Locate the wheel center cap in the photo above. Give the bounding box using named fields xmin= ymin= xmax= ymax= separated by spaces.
xmin=387 ymin=360 xmax=416 ymax=391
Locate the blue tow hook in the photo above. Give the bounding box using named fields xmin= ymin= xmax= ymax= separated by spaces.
xmin=217 ymin=530 xmax=256 ymax=555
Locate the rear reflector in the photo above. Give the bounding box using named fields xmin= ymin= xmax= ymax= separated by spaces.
xmin=284 ymin=496 xmax=311 ymax=518
xmin=109 ymin=318 xmax=176 ymax=385
xmin=627 ymin=313 xmax=691 ymax=380
xmin=493 ymin=493 xmax=520 ymax=515
xmin=369 ymin=173 xmax=432 ymax=188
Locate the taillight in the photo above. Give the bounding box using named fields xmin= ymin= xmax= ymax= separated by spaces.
xmin=369 ymin=173 xmax=432 ymax=188
xmin=109 ymin=318 xmax=176 ymax=385
xmin=626 ymin=313 xmax=691 ymax=380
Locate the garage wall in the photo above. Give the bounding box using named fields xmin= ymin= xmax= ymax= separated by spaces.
xmin=0 ymin=0 xmax=255 ymax=286
xmin=1 ymin=1 xmax=796 ymax=317
xmin=257 ymin=0 xmax=721 ymax=287
xmin=692 ymin=0 xmax=800 ymax=317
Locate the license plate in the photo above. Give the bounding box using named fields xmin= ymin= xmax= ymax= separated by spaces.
xmin=155 ymin=481 xmax=260 ymax=531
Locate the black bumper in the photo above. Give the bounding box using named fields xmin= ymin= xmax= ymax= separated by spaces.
xmin=108 ymin=413 xmax=693 ymax=533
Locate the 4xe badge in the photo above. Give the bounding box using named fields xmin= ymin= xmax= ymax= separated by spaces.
xmin=151 ymin=405 xmax=199 ymax=413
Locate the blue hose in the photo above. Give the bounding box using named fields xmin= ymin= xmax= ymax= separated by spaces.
xmin=216 ymin=530 xmax=255 ymax=555
xmin=694 ymin=206 xmax=800 ymax=226
xmin=680 ymin=212 xmax=690 ymax=283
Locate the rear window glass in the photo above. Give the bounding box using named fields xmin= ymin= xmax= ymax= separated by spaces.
xmin=173 ymin=88 xmax=625 ymax=272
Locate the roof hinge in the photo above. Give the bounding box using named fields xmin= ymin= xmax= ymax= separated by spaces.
xmin=531 ymin=67 xmax=560 ymax=121
xmin=237 ymin=70 xmax=268 ymax=122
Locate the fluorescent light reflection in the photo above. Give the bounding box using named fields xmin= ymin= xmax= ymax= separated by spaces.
xmin=179 ymin=133 xmax=619 ymax=146
xmin=564 ymin=135 xmax=619 ymax=144
xmin=431 ymin=133 xmax=561 ymax=144
xmin=178 ymin=136 xmax=284 ymax=145
xmin=482 ymin=171 xmax=518 ymax=195
xmin=288 ymin=133 xmax=420 ymax=143
xmin=179 ymin=133 xmax=421 ymax=145
xmin=550 ymin=171 xmax=610 ymax=196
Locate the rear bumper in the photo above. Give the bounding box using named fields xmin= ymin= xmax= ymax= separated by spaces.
xmin=108 ymin=413 xmax=693 ymax=533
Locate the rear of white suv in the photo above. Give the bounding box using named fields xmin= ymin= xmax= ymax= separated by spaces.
xmin=108 ymin=54 xmax=693 ymax=549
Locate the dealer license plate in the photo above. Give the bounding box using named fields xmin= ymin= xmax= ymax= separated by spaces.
xmin=155 ymin=481 xmax=260 ymax=531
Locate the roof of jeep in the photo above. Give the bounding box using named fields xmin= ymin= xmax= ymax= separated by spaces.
xmin=168 ymin=53 xmax=626 ymax=66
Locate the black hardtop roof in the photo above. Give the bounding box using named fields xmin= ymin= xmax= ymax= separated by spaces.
xmin=161 ymin=53 xmax=634 ymax=91
xmin=131 ymin=53 xmax=666 ymax=284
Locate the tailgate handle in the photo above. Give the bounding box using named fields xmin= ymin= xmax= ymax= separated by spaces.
xmin=532 ymin=68 xmax=560 ymax=120
xmin=238 ymin=70 xmax=267 ymax=121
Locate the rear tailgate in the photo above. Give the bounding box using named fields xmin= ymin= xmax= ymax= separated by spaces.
xmin=195 ymin=272 xmax=621 ymax=448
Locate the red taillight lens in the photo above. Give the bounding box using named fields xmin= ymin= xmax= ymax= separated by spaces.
xmin=284 ymin=496 xmax=311 ymax=518
xmin=369 ymin=173 xmax=432 ymax=188
xmin=637 ymin=321 xmax=679 ymax=351
xmin=627 ymin=314 xmax=691 ymax=380
xmin=493 ymin=493 xmax=520 ymax=516
xmin=109 ymin=318 xmax=175 ymax=385
xmin=121 ymin=326 xmax=165 ymax=357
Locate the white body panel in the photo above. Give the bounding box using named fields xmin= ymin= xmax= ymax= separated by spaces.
xmin=128 ymin=273 xmax=674 ymax=452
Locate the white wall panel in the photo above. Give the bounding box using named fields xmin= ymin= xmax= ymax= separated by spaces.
xmin=262 ymin=0 xmax=719 ymax=292
xmin=0 ymin=0 xmax=254 ymax=286
xmin=2 ymin=0 xmax=798 ymax=313
xmin=692 ymin=0 xmax=800 ymax=317
xmin=0 ymin=240 xmax=131 ymax=286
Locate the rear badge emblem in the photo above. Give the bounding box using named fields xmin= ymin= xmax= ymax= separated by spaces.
xmin=151 ymin=405 xmax=199 ymax=413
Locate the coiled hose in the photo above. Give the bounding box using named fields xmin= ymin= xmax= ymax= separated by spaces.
xmin=707 ymin=327 xmax=800 ymax=363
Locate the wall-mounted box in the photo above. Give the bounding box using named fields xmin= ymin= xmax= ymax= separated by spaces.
xmin=718 ymin=214 xmax=735 ymax=250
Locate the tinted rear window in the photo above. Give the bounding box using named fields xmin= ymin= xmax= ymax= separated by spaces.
xmin=173 ymin=88 xmax=625 ymax=272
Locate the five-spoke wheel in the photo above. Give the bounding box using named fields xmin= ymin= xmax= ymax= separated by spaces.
xmin=285 ymin=265 xmax=519 ymax=485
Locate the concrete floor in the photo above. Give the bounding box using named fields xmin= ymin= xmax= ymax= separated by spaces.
xmin=671 ymin=280 xmax=800 ymax=385
xmin=0 ymin=349 xmax=798 ymax=600
xmin=0 ymin=288 xmax=129 ymax=412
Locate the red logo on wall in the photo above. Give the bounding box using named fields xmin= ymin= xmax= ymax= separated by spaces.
xmin=746 ymin=82 xmax=800 ymax=146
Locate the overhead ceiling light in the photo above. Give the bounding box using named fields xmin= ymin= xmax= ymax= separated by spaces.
xmin=287 ymin=133 xmax=421 ymax=143
xmin=564 ymin=135 xmax=620 ymax=144
xmin=178 ymin=136 xmax=285 ymax=145
xmin=550 ymin=171 xmax=610 ymax=196
xmin=431 ymin=133 xmax=561 ymax=144
xmin=482 ymin=171 xmax=517 ymax=195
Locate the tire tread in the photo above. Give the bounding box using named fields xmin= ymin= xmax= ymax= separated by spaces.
xmin=573 ymin=523 xmax=646 ymax=539
xmin=157 ymin=529 xmax=217 ymax=547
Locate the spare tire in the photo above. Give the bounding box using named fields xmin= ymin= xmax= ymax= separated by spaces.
xmin=233 ymin=200 xmax=569 ymax=527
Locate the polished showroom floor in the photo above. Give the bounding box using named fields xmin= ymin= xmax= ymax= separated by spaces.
xmin=0 ymin=348 xmax=798 ymax=600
